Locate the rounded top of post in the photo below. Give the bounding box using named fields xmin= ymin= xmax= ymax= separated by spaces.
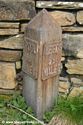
xmin=25 ymin=9 xmax=62 ymax=42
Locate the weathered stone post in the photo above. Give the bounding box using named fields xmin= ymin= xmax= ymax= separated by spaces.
xmin=22 ymin=9 xmax=62 ymax=120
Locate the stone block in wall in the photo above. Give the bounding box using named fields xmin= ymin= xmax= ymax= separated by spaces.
xmin=59 ymin=57 xmax=65 ymax=75
xmin=21 ymin=23 xmax=28 ymax=32
xmin=62 ymin=26 xmax=83 ymax=32
xmin=0 ymin=50 xmax=22 ymax=62
xmin=69 ymin=87 xmax=83 ymax=97
xmin=1 ymin=0 xmax=33 ymax=2
xmin=61 ymin=57 xmax=65 ymax=62
xmin=50 ymin=11 xmax=75 ymax=26
xmin=0 ymin=1 xmax=36 ymax=21
xmin=36 ymin=1 xmax=83 ymax=9
xmin=0 ymin=62 xmax=17 ymax=89
xmin=59 ymin=77 xmax=70 ymax=93
xmin=63 ymin=34 xmax=83 ymax=58
xmin=65 ymin=59 xmax=83 ymax=75
xmin=0 ymin=88 xmax=17 ymax=95
xmin=0 ymin=29 xmax=19 ymax=35
xmin=15 ymin=61 xmax=22 ymax=70
xmin=0 ymin=34 xmax=23 ymax=49
xmin=0 ymin=22 xmax=19 ymax=29
xmin=77 ymin=49 xmax=83 ymax=59
xmin=77 ymin=11 xmax=83 ymax=25
xmin=71 ymin=77 xmax=83 ymax=87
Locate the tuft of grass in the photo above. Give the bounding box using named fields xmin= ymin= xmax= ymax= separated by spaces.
xmin=43 ymin=95 xmax=83 ymax=125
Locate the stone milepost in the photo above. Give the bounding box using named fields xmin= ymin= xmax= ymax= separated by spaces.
xmin=22 ymin=9 xmax=62 ymax=120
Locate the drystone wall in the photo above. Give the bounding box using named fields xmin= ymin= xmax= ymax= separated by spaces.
xmin=0 ymin=0 xmax=83 ymax=97
xmin=36 ymin=1 xmax=83 ymax=97
xmin=0 ymin=0 xmax=36 ymax=93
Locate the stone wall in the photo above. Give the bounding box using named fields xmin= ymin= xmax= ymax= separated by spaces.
xmin=0 ymin=0 xmax=83 ymax=97
xmin=36 ymin=1 xmax=83 ymax=96
xmin=0 ymin=0 xmax=36 ymax=92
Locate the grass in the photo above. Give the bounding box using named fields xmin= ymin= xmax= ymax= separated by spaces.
xmin=0 ymin=93 xmax=83 ymax=125
xmin=43 ymin=95 xmax=83 ymax=125
xmin=0 ymin=93 xmax=41 ymax=125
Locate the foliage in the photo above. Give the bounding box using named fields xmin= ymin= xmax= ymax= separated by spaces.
xmin=0 ymin=93 xmax=41 ymax=125
xmin=43 ymin=95 xmax=83 ymax=125
xmin=0 ymin=93 xmax=83 ymax=125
